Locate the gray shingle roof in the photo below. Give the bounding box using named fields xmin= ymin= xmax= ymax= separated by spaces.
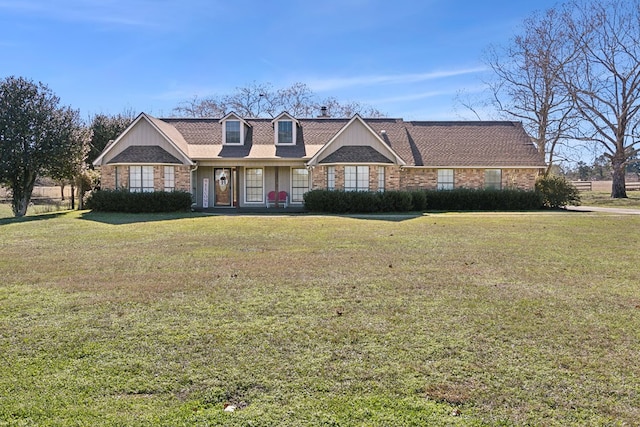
xmin=320 ymin=146 xmax=394 ymax=164
xmin=108 ymin=145 xmax=182 ymax=164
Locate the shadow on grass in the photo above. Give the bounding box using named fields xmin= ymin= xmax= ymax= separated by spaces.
xmin=78 ymin=210 xmax=207 ymax=225
xmin=0 ymin=210 xmax=75 ymax=226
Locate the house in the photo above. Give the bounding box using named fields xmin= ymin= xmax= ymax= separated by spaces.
xmin=92 ymin=111 xmax=546 ymax=209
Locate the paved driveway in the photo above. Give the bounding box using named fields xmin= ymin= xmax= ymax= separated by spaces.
xmin=565 ymin=205 xmax=640 ymax=215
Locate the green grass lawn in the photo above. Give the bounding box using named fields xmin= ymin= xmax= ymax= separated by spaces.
xmin=1 ymin=209 xmax=639 ymax=426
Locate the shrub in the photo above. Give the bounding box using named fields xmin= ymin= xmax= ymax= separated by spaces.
xmin=535 ymin=175 xmax=581 ymax=208
xmin=423 ymin=188 xmax=542 ymax=211
xmin=85 ymin=190 xmax=193 ymax=213
xmin=304 ymin=190 xmax=420 ymax=213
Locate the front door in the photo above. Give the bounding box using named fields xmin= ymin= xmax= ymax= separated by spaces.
xmin=214 ymin=168 xmax=232 ymax=207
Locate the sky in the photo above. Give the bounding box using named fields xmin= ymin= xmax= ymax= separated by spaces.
xmin=0 ymin=0 xmax=562 ymax=121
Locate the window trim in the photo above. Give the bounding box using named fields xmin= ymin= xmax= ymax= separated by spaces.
xmin=437 ymin=169 xmax=454 ymax=190
xmin=485 ymin=169 xmax=502 ymax=190
xmin=327 ymin=166 xmax=336 ymax=190
xmin=223 ymin=120 xmax=243 ymax=145
xmin=275 ymin=120 xmax=296 ymax=145
xmin=164 ymin=166 xmax=175 ymax=192
xmin=344 ymin=165 xmax=370 ymax=192
xmin=129 ymin=165 xmax=154 ymax=193
xmin=244 ymin=167 xmax=264 ymax=203
xmin=378 ymin=166 xmax=385 ymax=192
xmin=291 ymin=167 xmax=309 ymax=203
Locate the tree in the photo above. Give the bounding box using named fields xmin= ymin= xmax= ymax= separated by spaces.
xmin=562 ymin=0 xmax=640 ymax=198
xmin=0 ymin=76 xmax=86 ymax=217
xmin=485 ymin=6 xmax=578 ymax=175
xmin=87 ymin=111 xmax=135 ymax=166
xmin=173 ymin=81 xmax=386 ymax=118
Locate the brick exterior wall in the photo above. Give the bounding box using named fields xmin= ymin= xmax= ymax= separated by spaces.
xmin=311 ymin=166 xmax=540 ymax=191
xmin=98 ymin=165 xmax=191 ymax=192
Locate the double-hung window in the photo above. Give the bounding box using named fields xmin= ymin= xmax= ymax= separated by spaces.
xmin=344 ymin=166 xmax=369 ymax=191
xmin=164 ymin=166 xmax=175 ymax=191
xmin=130 ymin=166 xmax=154 ymax=192
xmin=378 ymin=166 xmax=385 ymax=192
xmin=277 ymin=121 xmax=293 ymax=144
xmin=485 ymin=169 xmax=502 ymax=189
xmin=437 ymin=169 xmax=454 ymax=190
xmin=291 ymin=168 xmax=309 ymax=202
xmin=245 ymin=168 xmax=263 ymax=203
xmin=327 ymin=166 xmax=336 ymax=190
xmin=225 ymin=120 xmax=241 ymax=144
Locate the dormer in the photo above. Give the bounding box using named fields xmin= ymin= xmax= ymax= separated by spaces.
xmin=219 ymin=112 xmax=250 ymax=145
xmin=271 ymin=112 xmax=299 ymax=145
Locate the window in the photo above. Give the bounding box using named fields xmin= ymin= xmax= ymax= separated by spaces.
xmin=114 ymin=166 xmax=121 ymax=189
xmin=277 ymin=121 xmax=293 ymax=144
xmin=225 ymin=120 xmax=241 ymax=144
xmin=437 ymin=169 xmax=454 ymax=190
xmin=344 ymin=166 xmax=369 ymax=191
xmin=291 ymin=168 xmax=309 ymax=202
xmin=130 ymin=165 xmax=154 ymax=192
xmin=485 ymin=169 xmax=502 ymax=189
xmin=378 ymin=166 xmax=385 ymax=192
xmin=327 ymin=166 xmax=335 ymax=190
xmin=245 ymin=168 xmax=263 ymax=202
xmin=164 ymin=166 xmax=175 ymax=191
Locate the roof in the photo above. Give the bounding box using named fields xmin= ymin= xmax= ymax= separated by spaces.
xmin=96 ymin=113 xmax=546 ymax=168
xmin=107 ymin=145 xmax=182 ymax=164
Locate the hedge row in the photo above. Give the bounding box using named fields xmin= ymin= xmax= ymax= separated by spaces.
xmin=303 ymin=188 xmax=543 ymax=213
xmin=85 ymin=190 xmax=193 ymax=213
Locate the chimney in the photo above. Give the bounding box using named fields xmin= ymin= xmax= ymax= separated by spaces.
xmin=319 ymin=106 xmax=328 ymax=117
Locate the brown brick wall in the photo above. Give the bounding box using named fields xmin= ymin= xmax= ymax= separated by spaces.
xmin=99 ymin=165 xmax=192 ymax=192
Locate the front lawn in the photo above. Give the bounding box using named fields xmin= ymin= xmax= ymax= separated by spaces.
xmin=1 ymin=210 xmax=639 ymax=426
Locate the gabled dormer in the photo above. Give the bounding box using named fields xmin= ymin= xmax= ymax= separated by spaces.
xmin=271 ymin=112 xmax=299 ymax=145
xmin=219 ymin=112 xmax=250 ymax=145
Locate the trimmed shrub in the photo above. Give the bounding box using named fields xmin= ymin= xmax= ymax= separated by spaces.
xmin=535 ymin=175 xmax=581 ymax=208
xmin=423 ymin=188 xmax=542 ymax=211
xmin=85 ymin=190 xmax=193 ymax=213
xmin=304 ymin=190 xmax=420 ymax=213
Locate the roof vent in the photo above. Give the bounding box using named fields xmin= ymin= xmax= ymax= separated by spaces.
xmin=381 ymin=130 xmax=387 ymax=135
xmin=319 ymin=106 xmax=328 ymax=117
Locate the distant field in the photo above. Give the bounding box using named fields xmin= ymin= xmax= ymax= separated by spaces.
xmin=1 ymin=210 xmax=639 ymax=426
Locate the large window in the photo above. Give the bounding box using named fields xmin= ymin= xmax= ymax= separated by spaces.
xmin=225 ymin=120 xmax=241 ymax=144
xmin=378 ymin=166 xmax=385 ymax=192
xmin=344 ymin=165 xmax=369 ymax=191
xmin=114 ymin=166 xmax=121 ymax=189
xmin=130 ymin=166 xmax=154 ymax=192
xmin=437 ymin=169 xmax=454 ymax=190
xmin=291 ymin=168 xmax=309 ymax=202
xmin=327 ymin=166 xmax=335 ymax=190
xmin=245 ymin=168 xmax=263 ymax=203
xmin=485 ymin=169 xmax=502 ymax=189
xmin=277 ymin=121 xmax=293 ymax=144
xmin=164 ymin=166 xmax=175 ymax=191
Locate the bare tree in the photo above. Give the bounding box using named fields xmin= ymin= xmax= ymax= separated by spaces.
xmin=562 ymin=0 xmax=640 ymax=198
xmin=172 ymin=82 xmax=386 ymax=118
xmin=485 ymin=6 xmax=579 ymax=175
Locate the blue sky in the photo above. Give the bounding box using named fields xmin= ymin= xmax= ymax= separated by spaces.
xmin=0 ymin=0 xmax=561 ymax=120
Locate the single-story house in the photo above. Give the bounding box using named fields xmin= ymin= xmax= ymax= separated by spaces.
xmin=92 ymin=111 xmax=546 ymax=209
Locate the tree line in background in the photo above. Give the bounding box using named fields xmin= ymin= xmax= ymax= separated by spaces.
xmin=483 ymin=0 xmax=640 ymax=198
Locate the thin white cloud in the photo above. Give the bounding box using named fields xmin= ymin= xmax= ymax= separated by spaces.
xmin=0 ymin=0 xmax=163 ymax=28
xmin=307 ymin=67 xmax=488 ymax=92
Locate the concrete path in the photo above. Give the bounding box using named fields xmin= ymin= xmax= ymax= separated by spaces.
xmin=565 ymin=205 xmax=640 ymax=215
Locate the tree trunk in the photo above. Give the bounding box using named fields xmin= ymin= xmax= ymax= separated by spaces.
xmin=60 ymin=184 xmax=65 ymax=201
xmin=70 ymin=184 xmax=75 ymax=210
xmin=11 ymin=172 xmax=37 ymax=217
xmin=611 ymin=155 xmax=627 ymax=198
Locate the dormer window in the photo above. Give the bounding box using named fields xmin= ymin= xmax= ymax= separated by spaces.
xmin=225 ymin=120 xmax=241 ymax=144
xmin=278 ymin=121 xmax=293 ymax=144
xmin=272 ymin=112 xmax=298 ymax=145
